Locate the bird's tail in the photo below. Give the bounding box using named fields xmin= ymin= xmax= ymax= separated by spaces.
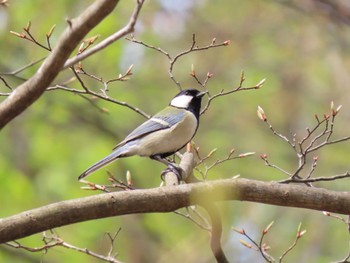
xmin=78 ymin=148 xmax=125 ymax=180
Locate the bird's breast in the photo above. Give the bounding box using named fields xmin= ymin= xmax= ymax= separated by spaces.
xmin=135 ymin=112 xmax=198 ymax=157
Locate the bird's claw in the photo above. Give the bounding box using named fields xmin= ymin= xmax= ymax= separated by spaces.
xmin=161 ymin=165 xmax=183 ymax=183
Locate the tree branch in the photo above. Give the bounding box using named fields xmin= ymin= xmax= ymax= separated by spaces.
xmin=0 ymin=0 xmax=127 ymax=129
xmin=63 ymin=0 xmax=144 ymax=69
xmin=201 ymin=203 xmax=229 ymax=263
xmin=1 ymin=178 xmax=349 ymax=243
xmin=162 ymin=149 xmax=228 ymax=263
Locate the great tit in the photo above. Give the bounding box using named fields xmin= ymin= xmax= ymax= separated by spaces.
xmin=78 ymin=89 xmax=206 ymax=180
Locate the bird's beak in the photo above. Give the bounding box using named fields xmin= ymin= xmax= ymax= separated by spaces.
xmin=197 ymin=91 xmax=208 ymax=98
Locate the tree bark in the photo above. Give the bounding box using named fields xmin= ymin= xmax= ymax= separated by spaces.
xmin=0 ymin=178 xmax=349 ymax=243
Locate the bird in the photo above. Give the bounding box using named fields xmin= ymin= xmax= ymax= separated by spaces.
xmin=78 ymin=88 xmax=206 ymax=181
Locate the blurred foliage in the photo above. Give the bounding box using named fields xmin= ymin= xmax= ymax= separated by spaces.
xmin=0 ymin=0 xmax=350 ymax=262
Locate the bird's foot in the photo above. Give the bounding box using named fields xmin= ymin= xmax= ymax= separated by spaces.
xmin=161 ymin=164 xmax=183 ymax=183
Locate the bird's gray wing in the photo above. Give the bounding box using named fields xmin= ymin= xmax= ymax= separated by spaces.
xmin=113 ymin=107 xmax=186 ymax=150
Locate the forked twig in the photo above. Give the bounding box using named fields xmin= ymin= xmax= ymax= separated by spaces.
xmin=126 ymin=34 xmax=230 ymax=90
xmin=47 ymin=67 xmax=151 ymax=119
xmin=233 ymin=222 xmax=306 ymax=263
xmin=201 ymin=72 xmax=265 ymax=115
xmin=257 ymin=103 xmax=350 ymax=184
xmin=5 ymin=230 xmax=124 ymax=263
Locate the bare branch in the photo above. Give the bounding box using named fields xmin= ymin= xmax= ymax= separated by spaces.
xmin=234 ymin=221 xmax=306 ymax=263
xmin=234 ymin=225 xmax=275 ymax=262
xmin=1 ymin=178 xmax=350 ymax=243
xmin=323 ymin=211 xmax=350 ymax=263
xmin=19 ymin=21 xmax=52 ymax=51
xmin=5 ymin=230 xmax=124 ymax=263
xmin=63 ymin=0 xmax=145 ymax=69
xmin=46 ymin=83 xmax=151 ymax=119
xmin=196 ymin=148 xmax=255 ymax=180
xmin=105 ymin=228 xmax=123 ymax=260
xmin=307 ymin=135 xmax=350 ymax=153
xmin=127 ymin=34 xmax=230 ymax=89
xmin=75 ymin=63 xmax=133 ymax=89
xmin=278 ymin=223 xmax=306 ymax=262
xmin=0 ymin=76 xmax=12 ymax=90
xmin=190 ymin=64 xmax=214 ymax=88
xmin=260 ymin=154 xmax=292 ymax=177
xmin=280 ymin=171 xmax=350 ymax=184
xmin=0 ymin=57 xmax=46 ymax=78
xmin=201 ymin=203 xmax=229 ymax=263
xmin=201 ymin=72 xmax=265 ymax=115
xmin=0 ymin=0 xmax=146 ymax=129
xmin=258 ymin=103 xmax=350 ymax=183
xmin=174 ymin=208 xmax=211 ymax=232
xmin=0 ymin=0 xmax=119 ymax=128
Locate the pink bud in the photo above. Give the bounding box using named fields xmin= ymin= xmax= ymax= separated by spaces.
xmin=322 ymin=211 xmax=331 ymax=216
xmin=207 ymin=72 xmax=213 ymax=78
xmin=315 ymin=114 xmax=320 ymax=123
xmin=260 ymin=154 xmax=268 ymax=160
xmin=257 ymin=106 xmax=267 ymax=121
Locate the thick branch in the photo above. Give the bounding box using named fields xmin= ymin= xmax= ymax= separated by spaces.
xmin=163 ymin=152 xmax=228 ymax=263
xmin=0 ymin=0 xmax=119 ymax=129
xmin=1 ymin=178 xmax=349 ymax=243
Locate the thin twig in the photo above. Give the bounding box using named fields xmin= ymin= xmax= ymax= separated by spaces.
xmin=23 ymin=27 xmax=51 ymax=51
xmin=265 ymin=119 xmax=297 ymax=151
xmin=76 ymin=63 xmax=133 ymax=91
xmin=234 ymin=227 xmax=274 ymax=262
xmin=196 ymin=148 xmax=254 ymax=180
xmin=260 ymin=154 xmax=292 ymax=177
xmin=307 ymin=136 xmax=350 ymax=153
xmin=324 ymin=212 xmax=350 ymax=263
xmin=278 ymin=225 xmax=305 ymax=263
xmin=107 ymin=173 xmax=135 ymax=191
xmin=0 ymin=76 xmax=12 ymax=90
xmin=105 ymin=228 xmax=122 ymax=259
xmin=47 ymin=80 xmax=151 ymax=119
xmin=127 ymin=34 xmax=230 ymax=90
xmin=258 ymin=102 xmax=349 ymax=184
xmin=5 ymin=230 xmax=124 ymax=263
xmin=63 ymin=0 xmax=145 ymax=69
xmin=201 ymin=72 xmax=265 ymax=115
xmin=234 ymin=222 xmax=306 ymax=263
xmin=0 ymin=57 xmax=46 ymax=76
xmin=305 ymin=156 xmax=318 ymax=180
xmin=174 ymin=209 xmax=211 ymax=231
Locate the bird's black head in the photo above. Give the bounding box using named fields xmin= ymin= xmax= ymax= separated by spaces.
xmin=170 ymin=89 xmax=206 ymax=119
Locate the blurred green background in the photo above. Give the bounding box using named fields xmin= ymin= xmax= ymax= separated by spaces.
xmin=1 ymin=0 xmax=350 ymax=262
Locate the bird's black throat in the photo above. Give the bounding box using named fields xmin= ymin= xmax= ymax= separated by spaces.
xmin=187 ymin=96 xmax=202 ymax=120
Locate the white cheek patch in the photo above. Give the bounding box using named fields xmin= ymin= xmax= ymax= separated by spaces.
xmin=170 ymin=95 xmax=192 ymax=108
